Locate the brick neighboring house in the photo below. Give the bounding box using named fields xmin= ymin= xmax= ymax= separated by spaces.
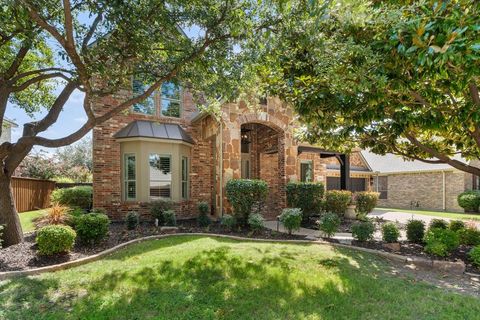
xmin=362 ymin=151 xmax=480 ymax=212
xmin=92 ymin=82 xmax=364 ymax=221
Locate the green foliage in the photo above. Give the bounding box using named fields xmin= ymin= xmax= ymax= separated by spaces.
xmin=36 ymin=225 xmax=76 ymax=255
xmin=221 ymin=214 xmax=236 ymax=231
xmin=468 ymin=246 xmax=480 ymax=268
xmin=325 ymin=190 xmax=352 ymax=216
xmin=50 ymin=186 xmax=93 ymax=209
xmin=317 ymin=213 xmax=340 ymax=238
xmin=429 ymin=219 xmax=448 ymax=230
xmin=226 ymin=179 xmax=268 ymax=225
xmin=355 ymin=192 xmax=379 ymax=215
xmin=150 ymin=200 xmax=174 ymax=225
xmin=457 ymin=191 xmax=480 ymax=212
xmin=69 ymin=208 xmax=87 ymax=218
xmin=406 ymin=220 xmax=425 ymax=244
xmin=74 ymin=213 xmax=110 ymax=245
xmin=197 ymin=202 xmax=211 ymax=227
xmin=351 ymin=221 xmax=375 ymax=242
xmin=163 ymin=210 xmax=177 ymax=227
xmin=125 ymin=212 xmax=139 ymax=230
xmin=248 ymin=213 xmax=265 ymax=232
xmin=458 ymin=227 xmax=480 ymax=246
xmin=279 ymin=208 xmax=302 ymax=235
xmin=382 ymin=223 xmax=400 ymax=243
xmin=286 ymin=182 xmax=324 ymax=220
xmin=424 ymin=228 xmax=460 ymax=257
xmin=448 ymin=220 xmax=465 ymax=232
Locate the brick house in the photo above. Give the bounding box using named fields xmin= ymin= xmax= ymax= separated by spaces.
xmin=92 ymin=82 xmax=366 ymax=220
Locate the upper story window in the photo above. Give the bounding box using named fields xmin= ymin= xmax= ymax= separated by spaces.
xmin=132 ymin=79 xmax=182 ymax=118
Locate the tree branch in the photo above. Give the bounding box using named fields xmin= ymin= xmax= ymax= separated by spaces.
xmin=4 ymin=41 xmax=31 ymax=79
xmin=11 ymin=72 xmax=70 ymax=92
xmin=81 ymin=12 xmax=102 ymax=52
xmin=9 ymin=67 xmax=74 ymax=83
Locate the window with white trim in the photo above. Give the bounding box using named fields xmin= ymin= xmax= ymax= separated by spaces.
xmin=161 ymin=82 xmax=181 ymax=117
xmin=124 ymin=154 xmax=136 ymax=200
xmin=131 ymin=78 xmax=182 ymax=118
xmin=181 ymin=156 xmax=189 ymax=199
xmin=149 ymin=154 xmax=172 ymax=199
xmin=132 ymin=78 xmax=155 ymax=115
xmin=300 ymin=161 xmax=313 ymax=182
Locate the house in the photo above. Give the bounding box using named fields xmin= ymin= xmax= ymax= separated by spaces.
xmin=0 ymin=118 xmax=18 ymax=144
xmin=361 ymin=151 xmax=479 ymax=212
xmin=92 ymin=82 xmax=365 ymax=220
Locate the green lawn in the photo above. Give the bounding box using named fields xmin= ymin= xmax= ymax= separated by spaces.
xmin=18 ymin=209 xmax=45 ymax=233
xmin=376 ymin=207 xmax=480 ymax=221
xmin=1 ymin=236 xmax=479 ymax=319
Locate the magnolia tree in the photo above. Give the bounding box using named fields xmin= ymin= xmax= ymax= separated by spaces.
xmin=259 ymin=0 xmax=480 ymax=174
xmin=0 ymin=0 xmax=277 ymax=246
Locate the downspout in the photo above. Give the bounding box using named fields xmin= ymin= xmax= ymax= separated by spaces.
xmin=442 ymin=170 xmax=446 ymax=211
xmin=219 ymin=119 xmax=224 ymax=217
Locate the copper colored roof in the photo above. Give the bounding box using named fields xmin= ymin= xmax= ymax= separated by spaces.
xmin=113 ymin=120 xmax=194 ymax=145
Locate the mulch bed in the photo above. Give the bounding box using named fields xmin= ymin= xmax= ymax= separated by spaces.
xmin=0 ymin=220 xmax=305 ymax=272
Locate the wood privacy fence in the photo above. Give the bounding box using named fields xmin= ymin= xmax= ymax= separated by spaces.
xmin=12 ymin=177 xmax=56 ymax=212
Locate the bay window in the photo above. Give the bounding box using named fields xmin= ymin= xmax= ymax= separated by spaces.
xmin=149 ymin=154 xmax=172 ymax=199
xmin=124 ymin=153 xmax=136 ymax=200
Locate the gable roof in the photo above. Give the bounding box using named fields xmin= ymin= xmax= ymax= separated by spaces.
xmin=114 ymin=120 xmax=194 ymax=145
xmin=360 ymin=150 xmax=467 ymax=174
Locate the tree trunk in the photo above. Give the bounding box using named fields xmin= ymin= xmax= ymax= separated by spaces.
xmin=0 ymin=173 xmax=23 ymax=247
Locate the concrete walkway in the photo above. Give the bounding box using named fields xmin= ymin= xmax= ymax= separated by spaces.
xmin=368 ymin=208 xmax=451 ymax=225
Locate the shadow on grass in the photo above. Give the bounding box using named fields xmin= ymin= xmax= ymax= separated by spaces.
xmin=1 ymin=236 xmax=479 ymax=320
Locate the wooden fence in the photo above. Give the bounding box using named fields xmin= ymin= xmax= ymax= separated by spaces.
xmin=12 ymin=177 xmax=56 ymax=213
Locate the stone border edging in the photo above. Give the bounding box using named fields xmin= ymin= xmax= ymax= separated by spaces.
xmin=0 ymin=233 xmax=476 ymax=280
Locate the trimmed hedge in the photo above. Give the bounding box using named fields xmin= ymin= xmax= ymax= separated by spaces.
xmin=382 ymin=223 xmax=400 ymax=243
xmin=317 ymin=212 xmax=340 ymax=238
xmin=457 ymin=190 xmax=480 ymax=212
xmin=50 ymin=186 xmax=93 ymax=209
xmin=150 ymin=200 xmax=174 ymax=225
xmin=351 ymin=221 xmax=375 ymax=242
xmin=424 ymin=228 xmax=460 ymax=257
xmin=75 ymin=213 xmax=110 ymax=244
xmin=406 ymin=219 xmax=425 ymax=243
xmin=325 ymin=190 xmax=352 ymax=216
xmin=286 ymin=182 xmax=324 ymax=220
xmin=355 ymin=192 xmax=379 ymax=215
xmin=125 ymin=211 xmax=139 ymax=230
xmin=36 ymin=225 xmax=76 ymax=255
xmin=226 ymin=179 xmax=268 ymax=225
xmin=248 ymin=213 xmax=265 ymax=232
xmin=279 ymin=208 xmax=302 ymax=235
xmin=458 ymin=227 xmax=480 ymax=246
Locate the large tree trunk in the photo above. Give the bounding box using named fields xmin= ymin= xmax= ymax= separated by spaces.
xmin=0 ymin=173 xmax=23 ymax=247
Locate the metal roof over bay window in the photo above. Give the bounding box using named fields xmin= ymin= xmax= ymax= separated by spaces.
xmin=113 ymin=120 xmax=195 ymax=145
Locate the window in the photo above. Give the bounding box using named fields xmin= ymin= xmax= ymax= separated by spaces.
xmin=149 ymin=154 xmax=172 ymax=199
xmin=300 ymin=161 xmax=313 ymax=182
xmin=241 ymin=159 xmax=250 ymax=179
xmin=131 ymin=78 xmax=182 ymax=117
xmin=181 ymin=157 xmax=189 ymax=199
xmin=124 ymin=154 xmax=136 ymax=200
xmin=161 ymin=82 xmax=181 ymax=117
xmin=375 ymin=176 xmax=388 ymax=199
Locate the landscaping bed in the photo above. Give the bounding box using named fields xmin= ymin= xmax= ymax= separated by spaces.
xmin=0 ymin=220 xmax=305 ymax=272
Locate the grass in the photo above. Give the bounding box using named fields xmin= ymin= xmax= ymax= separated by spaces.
xmin=376 ymin=207 xmax=480 ymax=221
xmin=18 ymin=209 xmax=45 ymax=232
xmin=1 ymin=235 xmax=479 ymax=319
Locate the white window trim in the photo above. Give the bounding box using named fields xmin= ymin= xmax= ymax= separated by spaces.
xmin=149 ymin=153 xmax=172 ymax=200
xmin=160 ymin=84 xmax=183 ymax=118
xmin=300 ymin=160 xmax=313 ymax=182
xmin=124 ymin=153 xmax=137 ymax=201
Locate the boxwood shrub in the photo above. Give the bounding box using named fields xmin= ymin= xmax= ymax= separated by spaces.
xmin=317 ymin=212 xmax=340 ymax=238
xmin=197 ymin=201 xmax=211 ymax=227
xmin=248 ymin=213 xmax=265 ymax=232
xmin=382 ymin=223 xmax=400 ymax=243
xmin=468 ymin=246 xmax=480 ymax=267
xmin=428 ymin=219 xmax=448 ymax=230
xmin=286 ymin=182 xmax=324 ymax=220
xmin=448 ymin=220 xmax=465 ymax=232
xmin=406 ymin=219 xmax=425 ymax=243
xmin=36 ymin=225 xmax=76 ymax=255
xmin=424 ymin=228 xmax=460 ymax=257
xmin=458 ymin=227 xmax=480 ymax=246
xmin=50 ymin=186 xmax=93 ymax=209
xmin=125 ymin=211 xmax=139 ymax=230
xmin=226 ymin=179 xmax=268 ymax=225
xmin=457 ymin=190 xmax=480 ymax=212
xmin=351 ymin=221 xmax=375 ymax=242
xmin=150 ymin=199 xmax=174 ymax=225
xmin=75 ymin=213 xmax=110 ymax=244
xmin=354 ymin=192 xmax=379 ymax=215
xmin=279 ymin=208 xmax=302 ymax=235
xmin=325 ymin=190 xmax=352 ymax=216
xmin=221 ymin=214 xmax=236 ymax=231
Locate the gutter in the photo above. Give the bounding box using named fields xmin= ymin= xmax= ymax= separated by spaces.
xmin=442 ymin=170 xmax=446 ymax=211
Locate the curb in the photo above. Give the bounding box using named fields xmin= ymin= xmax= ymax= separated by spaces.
xmin=0 ymin=233 xmax=476 ymax=280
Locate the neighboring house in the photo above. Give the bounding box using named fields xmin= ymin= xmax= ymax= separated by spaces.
xmin=92 ymin=83 xmax=364 ymax=220
xmin=361 ymin=151 xmax=479 ymax=212
xmin=0 ymin=118 xmax=18 ymax=144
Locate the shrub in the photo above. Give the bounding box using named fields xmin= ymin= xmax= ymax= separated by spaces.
xmin=354 ymin=192 xmax=379 ymax=215
xmin=75 ymin=213 xmax=110 ymax=244
xmin=279 ymin=208 xmax=302 ymax=235
xmin=317 ymin=212 xmax=340 ymax=238
xmin=458 ymin=227 xmax=480 ymax=246
xmin=325 ymin=190 xmax=352 ymax=216
xmin=351 ymin=221 xmax=375 ymax=242
xmin=424 ymin=228 xmax=460 ymax=257
xmin=221 ymin=214 xmax=236 ymax=231
xmin=468 ymin=246 xmax=480 ymax=267
xmin=457 ymin=190 xmax=480 ymax=212
xmin=125 ymin=211 xmax=139 ymax=230
xmin=406 ymin=220 xmax=425 ymax=243
xmin=248 ymin=213 xmax=265 ymax=232
xmin=197 ymin=201 xmax=211 ymax=227
xmin=36 ymin=225 xmax=76 ymax=255
xmin=50 ymin=186 xmax=92 ymax=209
xmin=286 ymin=182 xmax=324 ymax=220
xmin=36 ymin=203 xmax=72 ymax=228
xmin=70 ymin=207 xmax=87 ymax=218
xmin=225 ymin=179 xmax=268 ymax=225
xmin=448 ymin=220 xmax=465 ymax=232
xmin=0 ymin=225 xmax=3 ymax=249
xmin=429 ymin=219 xmax=448 ymax=230
xmin=150 ymin=199 xmax=174 ymax=225
xmin=382 ymin=223 xmax=400 ymax=243
xmin=163 ymin=210 xmax=176 ymax=226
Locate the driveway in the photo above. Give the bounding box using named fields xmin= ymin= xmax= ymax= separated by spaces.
xmin=368 ymin=208 xmax=453 ymax=226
